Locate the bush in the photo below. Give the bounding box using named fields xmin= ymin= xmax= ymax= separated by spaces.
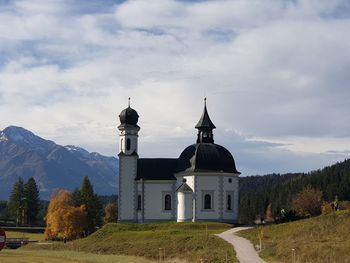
xmin=321 ymin=202 xmax=333 ymax=215
xmin=339 ymin=201 xmax=350 ymax=210
xmin=292 ymin=186 xmax=323 ymax=217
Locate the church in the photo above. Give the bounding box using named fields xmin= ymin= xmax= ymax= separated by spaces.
xmin=117 ymin=99 xmax=240 ymax=223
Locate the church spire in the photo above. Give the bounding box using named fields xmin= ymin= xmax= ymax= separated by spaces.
xmin=195 ymin=98 xmax=216 ymax=143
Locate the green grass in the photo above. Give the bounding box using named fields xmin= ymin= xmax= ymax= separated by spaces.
xmin=0 ymin=249 xmax=156 ymax=263
xmin=239 ymin=210 xmax=350 ymax=263
xmin=5 ymin=230 xmax=45 ymax=241
xmin=28 ymin=222 xmax=237 ymax=263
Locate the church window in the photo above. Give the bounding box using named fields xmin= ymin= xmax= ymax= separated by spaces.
xmin=227 ymin=194 xmax=232 ymax=210
xmin=228 ymin=178 xmax=232 ymax=183
xmin=204 ymin=194 xmax=212 ymax=209
xmin=137 ymin=195 xmax=141 ymax=210
xmin=164 ymin=194 xmax=172 ymax=210
xmin=126 ymin=138 xmax=131 ymax=151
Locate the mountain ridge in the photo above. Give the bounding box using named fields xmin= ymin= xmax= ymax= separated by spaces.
xmin=0 ymin=126 xmax=118 ymax=200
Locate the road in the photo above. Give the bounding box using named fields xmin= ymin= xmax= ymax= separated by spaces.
xmin=216 ymin=227 xmax=267 ymax=263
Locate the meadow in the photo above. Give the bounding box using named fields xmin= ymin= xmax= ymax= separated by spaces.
xmin=24 ymin=222 xmax=237 ymax=263
xmin=4 ymin=230 xmax=45 ymax=241
xmin=239 ymin=210 xmax=350 ymax=263
xmin=0 ymin=249 xmax=156 ymax=263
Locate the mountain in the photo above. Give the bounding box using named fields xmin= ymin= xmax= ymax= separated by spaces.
xmin=0 ymin=126 xmax=118 ymax=200
xmin=239 ymin=159 xmax=350 ymax=223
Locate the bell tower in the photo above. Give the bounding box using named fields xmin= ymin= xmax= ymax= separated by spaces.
xmin=195 ymin=98 xmax=216 ymax=144
xmin=119 ymin=98 xmax=139 ymax=155
xmin=118 ymin=98 xmax=140 ymax=222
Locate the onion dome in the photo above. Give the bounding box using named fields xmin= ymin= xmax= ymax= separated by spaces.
xmin=177 ymin=143 xmax=240 ymax=174
xmin=177 ymin=98 xmax=240 ymax=174
xmin=119 ymin=98 xmax=139 ymax=126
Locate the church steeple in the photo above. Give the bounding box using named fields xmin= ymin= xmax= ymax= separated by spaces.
xmin=195 ymin=98 xmax=216 ymax=143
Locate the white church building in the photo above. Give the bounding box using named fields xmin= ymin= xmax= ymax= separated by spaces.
xmin=117 ymin=99 xmax=240 ymax=223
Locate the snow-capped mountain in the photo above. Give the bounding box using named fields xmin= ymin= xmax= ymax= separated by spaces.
xmin=0 ymin=126 xmax=118 ymax=200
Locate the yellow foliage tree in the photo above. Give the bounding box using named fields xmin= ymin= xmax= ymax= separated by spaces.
xmin=45 ymin=190 xmax=87 ymax=240
xmin=104 ymin=203 xmax=117 ymax=224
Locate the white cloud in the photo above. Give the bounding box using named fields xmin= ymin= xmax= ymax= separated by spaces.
xmin=0 ymin=0 xmax=350 ymax=175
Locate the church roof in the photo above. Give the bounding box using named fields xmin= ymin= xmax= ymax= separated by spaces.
xmin=119 ymin=99 xmax=139 ymax=127
xmin=136 ymin=158 xmax=177 ymax=181
xmin=195 ymin=98 xmax=216 ymax=130
xmin=176 ymin=143 xmax=240 ymax=174
xmin=176 ymin=182 xmax=193 ymax=192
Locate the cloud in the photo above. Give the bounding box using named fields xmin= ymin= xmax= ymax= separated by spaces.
xmin=0 ymin=0 xmax=350 ymax=175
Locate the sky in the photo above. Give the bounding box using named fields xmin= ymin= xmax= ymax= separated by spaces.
xmin=1 ymin=0 xmax=350 ymax=175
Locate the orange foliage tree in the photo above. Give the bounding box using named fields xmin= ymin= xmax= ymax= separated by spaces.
xmin=292 ymin=186 xmax=323 ymax=217
xmin=45 ymin=190 xmax=87 ymax=240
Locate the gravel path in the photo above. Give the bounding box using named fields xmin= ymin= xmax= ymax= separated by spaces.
xmin=216 ymin=227 xmax=267 ymax=263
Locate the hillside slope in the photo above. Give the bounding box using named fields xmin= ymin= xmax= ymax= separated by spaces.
xmin=239 ymin=210 xmax=350 ymax=263
xmin=0 ymin=126 xmax=118 ymax=199
xmin=39 ymin=222 xmax=237 ymax=263
xmin=239 ymin=159 xmax=350 ymax=223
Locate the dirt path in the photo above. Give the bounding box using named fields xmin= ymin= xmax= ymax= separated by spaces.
xmin=216 ymin=227 xmax=267 ymax=263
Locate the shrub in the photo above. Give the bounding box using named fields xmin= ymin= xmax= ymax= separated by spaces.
xmin=292 ymin=186 xmax=323 ymax=217
xmin=321 ymin=202 xmax=333 ymax=215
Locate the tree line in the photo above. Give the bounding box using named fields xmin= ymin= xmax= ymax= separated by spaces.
xmin=7 ymin=177 xmax=40 ymax=225
xmin=239 ymin=159 xmax=350 ymax=223
xmin=1 ymin=176 xmax=118 ymax=240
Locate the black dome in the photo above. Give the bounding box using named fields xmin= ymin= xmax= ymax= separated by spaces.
xmin=119 ymin=106 xmax=139 ymax=126
xmin=177 ymin=143 xmax=240 ymax=174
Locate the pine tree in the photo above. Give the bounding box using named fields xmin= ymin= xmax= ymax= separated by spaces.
xmin=7 ymin=177 xmax=24 ymax=225
xmin=73 ymin=176 xmax=103 ymax=234
xmin=24 ymin=177 xmax=40 ymax=225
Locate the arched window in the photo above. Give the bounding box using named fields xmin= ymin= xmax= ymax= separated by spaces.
xmin=126 ymin=138 xmax=131 ymax=151
xmin=204 ymin=194 xmax=211 ymax=209
xmin=227 ymin=194 xmax=232 ymax=210
xmin=137 ymin=195 xmax=141 ymax=210
xmin=164 ymin=194 xmax=172 ymax=210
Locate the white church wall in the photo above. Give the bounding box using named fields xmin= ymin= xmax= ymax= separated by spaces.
xmin=143 ymin=181 xmax=176 ymax=221
xmin=222 ymin=175 xmax=239 ymax=222
xmin=119 ymin=155 xmax=137 ymax=221
xmin=175 ymin=174 xmax=195 ymax=189
xmin=177 ymin=191 xmax=193 ymax=222
xmin=195 ymin=175 xmax=220 ymax=220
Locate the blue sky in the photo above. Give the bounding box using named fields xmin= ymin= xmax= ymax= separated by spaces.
xmin=1 ymin=0 xmax=350 ymax=175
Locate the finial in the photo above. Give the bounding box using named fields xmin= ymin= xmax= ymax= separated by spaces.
xmin=128 ymin=97 xmax=130 ymax=107
xmin=204 ymin=97 xmax=207 ymax=106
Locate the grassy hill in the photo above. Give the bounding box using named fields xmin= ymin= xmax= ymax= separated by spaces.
xmin=29 ymin=222 xmax=237 ymax=263
xmin=239 ymin=210 xmax=350 ymax=263
xmin=0 ymin=250 xmax=155 ymax=263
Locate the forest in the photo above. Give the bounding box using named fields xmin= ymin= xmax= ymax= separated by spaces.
xmin=239 ymin=158 xmax=350 ymax=223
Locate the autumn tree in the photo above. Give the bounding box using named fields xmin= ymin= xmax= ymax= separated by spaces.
xmin=292 ymin=186 xmax=323 ymax=217
xmin=45 ymin=190 xmax=87 ymax=240
xmin=104 ymin=203 xmax=117 ymax=224
xmin=72 ymin=176 xmax=102 ymax=234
